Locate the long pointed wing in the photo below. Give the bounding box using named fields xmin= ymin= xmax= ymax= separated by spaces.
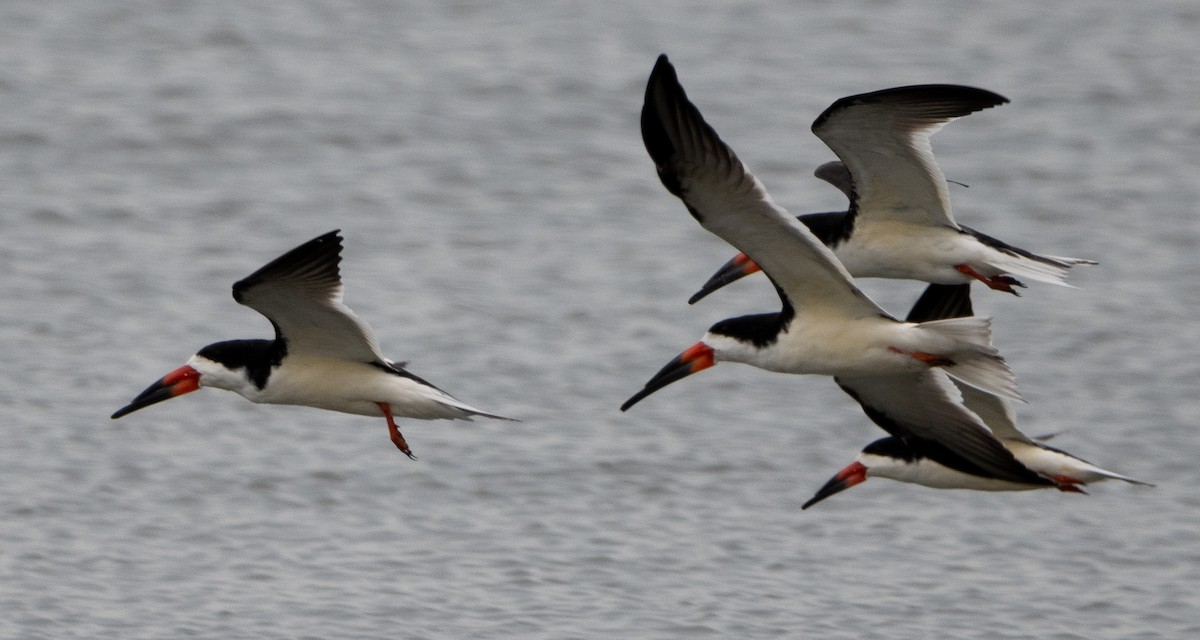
xmin=836 ymin=370 xmax=1047 ymax=485
xmin=641 ymin=54 xmax=884 ymax=318
xmin=232 ymin=230 xmax=387 ymax=363
xmin=812 ymin=84 xmax=1008 ymax=229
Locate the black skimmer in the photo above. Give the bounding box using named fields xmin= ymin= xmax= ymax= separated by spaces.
xmin=801 ymin=283 xmax=1151 ymax=509
xmin=685 ymin=80 xmax=1095 ymax=304
xmin=111 ymin=230 xmax=514 ymax=458
xmin=622 ymin=55 xmax=1042 ymax=483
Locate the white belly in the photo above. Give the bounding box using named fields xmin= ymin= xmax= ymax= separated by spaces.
xmin=723 ymin=316 xmax=930 ymax=377
xmin=249 ymin=357 xmax=476 ymax=421
xmin=879 ymin=459 xmax=1044 ymax=491
xmin=834 ymin=222 xmax=985 ymax=283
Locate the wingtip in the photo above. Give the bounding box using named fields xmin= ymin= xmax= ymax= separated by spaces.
xmin=813 ymin=84 xmax=1010 ymax=133
xmin=645 ymin=54 xmax=677 ymax=98
xmin=641 ymin=54 xmax=688 ymax=197
xmin=231 ymin=229 xmax=346 ymax=303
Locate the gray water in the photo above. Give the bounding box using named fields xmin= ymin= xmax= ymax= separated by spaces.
xmin=3 ymin=1 xmax=1199 ymax=638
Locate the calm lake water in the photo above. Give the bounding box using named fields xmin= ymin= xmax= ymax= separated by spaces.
xmin=2 ymin=1 xmax=1199 ymax=638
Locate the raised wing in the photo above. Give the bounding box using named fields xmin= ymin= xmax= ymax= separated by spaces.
xmin=232 ymin=230 xmax=386 ymax=363
xmin=812 ymin=84 xmax=1008 ymax=229
xmin=642 ymin=54 xmax=882 ymax=318
xmin=836 ymin=371 xmax=1047 ymax=485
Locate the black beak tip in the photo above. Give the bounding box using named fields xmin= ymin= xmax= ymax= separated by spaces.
xmin=111 ymin=404 xmax=138 ymax=420
xmin=619 ymin=391 xmax=648 ymax=410
xmin=800 ymin=477 xmax=854 ymax=511
xmin=109 ymin=372 xmax=194 ymax=420
xmin=800 ymin=491 xmax=834 ymax=511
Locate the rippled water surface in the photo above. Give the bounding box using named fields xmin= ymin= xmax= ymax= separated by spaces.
xmin=2 ymin=1 xmax=1199 ymax=638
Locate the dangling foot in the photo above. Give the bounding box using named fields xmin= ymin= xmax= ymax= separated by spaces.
xmin=954 ymin=264 xmax=1026 ymax=295
xmin=378 ymin=402 xmax=417 ymax=460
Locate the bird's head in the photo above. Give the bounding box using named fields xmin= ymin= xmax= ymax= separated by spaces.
xmin=111 ymin=339 xmax=280 ymax=419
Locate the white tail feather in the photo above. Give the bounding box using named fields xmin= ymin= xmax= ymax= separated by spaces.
xmin=436 ymin=396 xmax=518 ymax=422
xmin=945 ymin=356 xmax=1022 ymax=402
xmin=986 ymin=252 xmax=1096 ymax=287
xmin=915 ymin=316 xmax=1022 ymax=402
xmin=1067 ymin=459 xmax=1154 ymax=486
xmin=1089 ymin=467 xmax=1154 ymax=486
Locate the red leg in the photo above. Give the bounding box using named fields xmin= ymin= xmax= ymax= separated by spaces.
xmin=1051 ymin=475 xmax=1087 ymax=493
xmin=954 ymin=264 xmax=1024 ymax=295
xmin=378 ymin=403 xmax=416 ymax=460
xmin=888 ymin=346 xmax=956 ymax=367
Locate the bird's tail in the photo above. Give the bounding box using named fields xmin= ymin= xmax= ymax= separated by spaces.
xmin=436 ymin=397 xmax=518 ymax=422
xmin=915 ymin=316 xmax=1022 ymax=402
xmin=436 ymin=396 xmax=519 ymax=422
xmin=1071 ymin=459 xmax=1155 ymax=486
xmin=966 ymin=225 xmax=1098 ymax=288
xmin=986 ymin=251 xmax=1097 ymax=288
